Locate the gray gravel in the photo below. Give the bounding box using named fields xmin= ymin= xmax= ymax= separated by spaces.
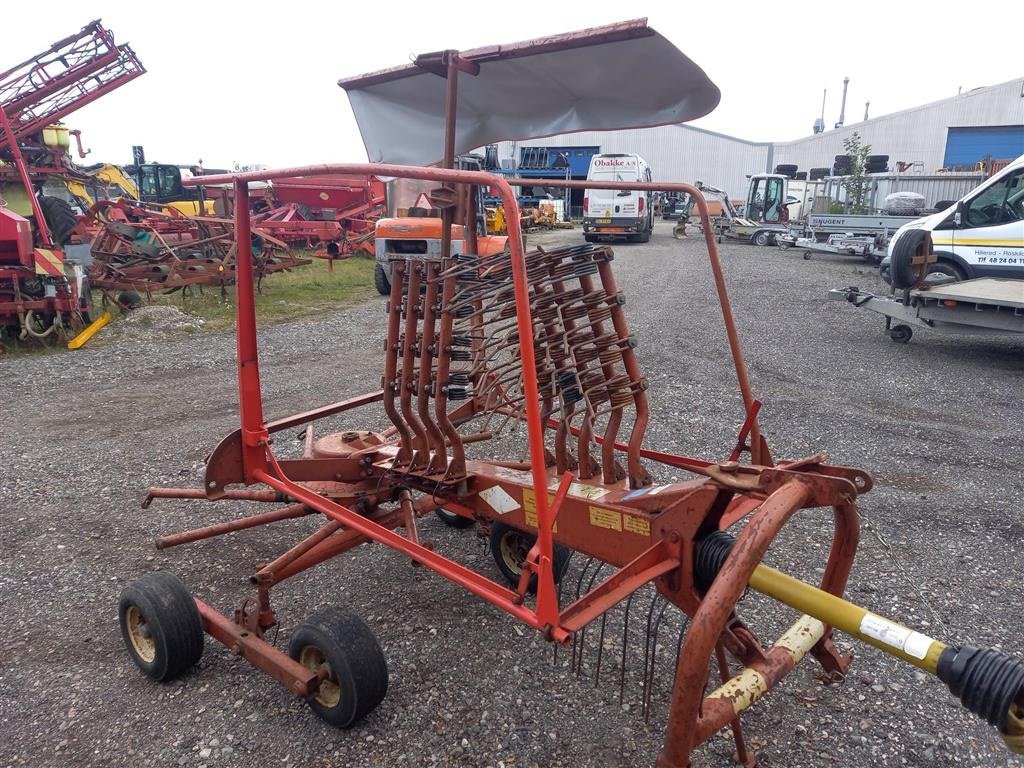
xmin=1 ymin=221 xmax=1022 ymax=768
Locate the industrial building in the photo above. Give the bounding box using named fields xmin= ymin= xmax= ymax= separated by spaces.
xmin=492 ymin=77 xmax=1024 ymax=214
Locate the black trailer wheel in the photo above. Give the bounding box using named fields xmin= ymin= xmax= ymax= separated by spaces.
xmin=803 ymin=251 xmax=812 ymax=260
xmin=288 ymin=607 xmax=388 ymax=728
xmin=118 ymin=572 xmax=204 ymax=682
xmin=435 ymin=508 xmax=475 ymax=529
xmin=752 ymin=230 xmax=772 ymax=247
xmin=889 ymin=324 xmax=913 ymax=343
xmin=489 ymin=521 xmax=571 ymax=593
xmin=374 ymin=264 xmax=391 ymax=296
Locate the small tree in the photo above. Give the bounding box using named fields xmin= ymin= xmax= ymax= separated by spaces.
xmin=840 ymin=132 xmax=872 ymax=213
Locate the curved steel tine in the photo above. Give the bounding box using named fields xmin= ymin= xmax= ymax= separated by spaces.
xmin=570 ymin=557 xmax=596 ymax=674
xmin=553 ymin=555 xmax=570 ymax=667
xmin=577 ymin=562 xmax=606 ymax=678
xmin=671 ymin=613 xmax=690 ymax=688
xmin=595 ymin=610 xmax=608 ymax=688
xmin=641 ymin=589 xmax=660 ymax=716
xmin=643 ymin=596 xmax=670 ymax=723
xmin=620 ymin=591 xmax=636 ymax=704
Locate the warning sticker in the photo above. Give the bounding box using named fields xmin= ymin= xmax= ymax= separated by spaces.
xmin=589 ymin=506 xmax=622 ymax=532
xmin=859 ymin=613 xmax=933 ymax=660
xmin=623 ymin=515 xmax=651 ymax=536
xmin=549 ymin=480 xmax=610 ymax=501
xmin=479 ymin=485 xmax=520 ymax=515
xmin=522 ymin=488 xmax=557 ymax=532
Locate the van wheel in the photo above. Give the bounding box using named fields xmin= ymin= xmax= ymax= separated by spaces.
xmin=639 ymin=229 xmax=651 ymax=243
xmin=924 ymin=261 xmax=965 ymax=283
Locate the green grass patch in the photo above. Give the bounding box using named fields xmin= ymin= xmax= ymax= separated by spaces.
xmin=143 ymin=254 xmax=377 ymax=330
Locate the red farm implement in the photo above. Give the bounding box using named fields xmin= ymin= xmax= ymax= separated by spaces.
xmin=86 ymin=199 xmax=310 ymax=301
xmin=0 ymin=20 xmax=143 ymax=345
xmin=118 ymin=20 xmax=1024 ymax=767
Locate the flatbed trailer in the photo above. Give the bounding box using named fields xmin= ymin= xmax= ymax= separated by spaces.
xmin=804 ymin=212 xmax=915 ymax=238
xmin=780 ymin=233 xmax=887 ymax=263
xmin=830 ymin=278 xmax=1024 ymax=342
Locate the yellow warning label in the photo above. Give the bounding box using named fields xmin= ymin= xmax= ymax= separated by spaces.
xmin=589 ymin=506 xmax=622 ymax=532
xmin=522 ymin=488 xmax=557 ymax=532
xmin=623 ymin=515 xmax=651 ymax=536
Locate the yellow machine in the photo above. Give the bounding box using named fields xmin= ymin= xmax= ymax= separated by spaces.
xmin=65 ymin=163 xmax=215 ymax=216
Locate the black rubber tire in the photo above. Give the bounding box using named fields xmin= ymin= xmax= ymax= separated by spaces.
xmin=374 ymin=264 xmax=391 ymax=296
xmin=639 ymin=228 xmax=652 ymax=243
xmin=752 ymin=230 xmax=771 ymax=247
xmin=489 ymin=521 xmax=572 ymax=593
xmin=584 ymin=234 xmax=599 ymax=243
xmin=889 ymin=324 xmax=913 ymax=343
xmin=288 ymin=607 xmax=388 ymax=728
xmin=889 ymin=229 xmax=931 ymax=289
xmin=809 ymin=167 xmax=829 ymax=180
xmin=775 ymin=164 xmax=798 ymax=175
xmin=118 ymin=572 xmax=204 ymax=682
xmin=38 ymin=196 xmax=78 ymax=246
xmin=435 ymin=508 xmax=475 ymax=529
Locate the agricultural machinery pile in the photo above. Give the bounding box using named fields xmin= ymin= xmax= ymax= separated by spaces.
xmin=118 ymin=22 xmax=1024 ymax=768
xmin=0 ymin=21 xmax=385 ymax=348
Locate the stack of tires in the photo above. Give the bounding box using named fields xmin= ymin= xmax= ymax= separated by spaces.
xmin=832 ymin=155 xmax=852 ymax=176
xmin=809 ymin=168 xmax=830 ymax=180
xmin=866 ymin=154 xmax=889 ymax=174
xmin=774 ymin=164 xmax=798 ymax=179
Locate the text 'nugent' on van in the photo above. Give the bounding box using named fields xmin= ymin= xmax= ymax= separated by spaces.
xmin=582 ymin=154 xmax=654 ymax=243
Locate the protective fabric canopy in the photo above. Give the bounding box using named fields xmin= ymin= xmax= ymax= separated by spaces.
xmin=339 ymin=19 xmax=720 ymax=167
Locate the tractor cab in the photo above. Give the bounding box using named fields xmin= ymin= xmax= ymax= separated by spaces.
xmin=745 ymin=174 xmax=788 ymax=223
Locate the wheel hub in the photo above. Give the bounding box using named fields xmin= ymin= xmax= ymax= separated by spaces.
xmin=125 ymin=605 xmax=156 ymax=663
xmin=299 ymin=645 xmax=341 ymax=708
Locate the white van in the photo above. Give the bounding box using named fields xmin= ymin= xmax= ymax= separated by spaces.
xmin=886 ymin=154 xmax=1024 ymax=281
xmin=582 ymin=153 xmax=654 ymax=242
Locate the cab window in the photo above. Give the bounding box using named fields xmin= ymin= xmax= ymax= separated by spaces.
xmin=139 ymin=166 xmax=159 ymax=197
xmin=157 ymin=166 xmax=182 ymax=199
xmin=965 ymin=169 xmax=1024 ymax=227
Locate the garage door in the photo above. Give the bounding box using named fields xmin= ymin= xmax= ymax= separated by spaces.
xmin=944 ymin=126 xmax=1024 ymax=167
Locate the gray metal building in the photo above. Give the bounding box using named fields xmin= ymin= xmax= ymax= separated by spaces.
xmin=495 ymin=77 xmax=1024 ymax=200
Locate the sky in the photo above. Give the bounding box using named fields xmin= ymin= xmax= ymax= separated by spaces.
xmin=5 ymin=1 xmax=1022 ymax=170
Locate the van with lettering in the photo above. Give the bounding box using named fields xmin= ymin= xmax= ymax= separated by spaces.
xmin=884 ymin=154 xmax=1024 ymax=282
xmin=582 ymin=153 xmax=654 ymax=243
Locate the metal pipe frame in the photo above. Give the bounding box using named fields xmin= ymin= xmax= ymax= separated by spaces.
xmin=179 ymin=164 xmax=860 ymax=764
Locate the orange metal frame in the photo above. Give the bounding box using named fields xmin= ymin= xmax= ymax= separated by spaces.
xmin=175 ymin=165 xmax=865 ymax=766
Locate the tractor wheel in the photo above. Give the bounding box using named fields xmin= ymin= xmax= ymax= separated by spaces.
xmin=374 ymin=264 xmax=391 ymax=296
xmin=118 ymin=572 xmax=204 ymax=682
xmin=38 ymin=196 xmax=78 ymax=246
xmin=288 ymin=607 xmax=388 ymax=728
xmin=489 ymin=521 xmax=572 ymax=594
xmin=435 ymin=508 xmax=475 ymax=529
xmin=889 ymin=324 xmax=913 ymax=344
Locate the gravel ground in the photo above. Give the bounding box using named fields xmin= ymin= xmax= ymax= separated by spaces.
xmin=1 ymin=221 xmax=1022 ymax=768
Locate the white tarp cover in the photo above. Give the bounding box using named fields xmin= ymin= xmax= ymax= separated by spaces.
xmin=339 ymin=20 xmax=720 ymax=167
